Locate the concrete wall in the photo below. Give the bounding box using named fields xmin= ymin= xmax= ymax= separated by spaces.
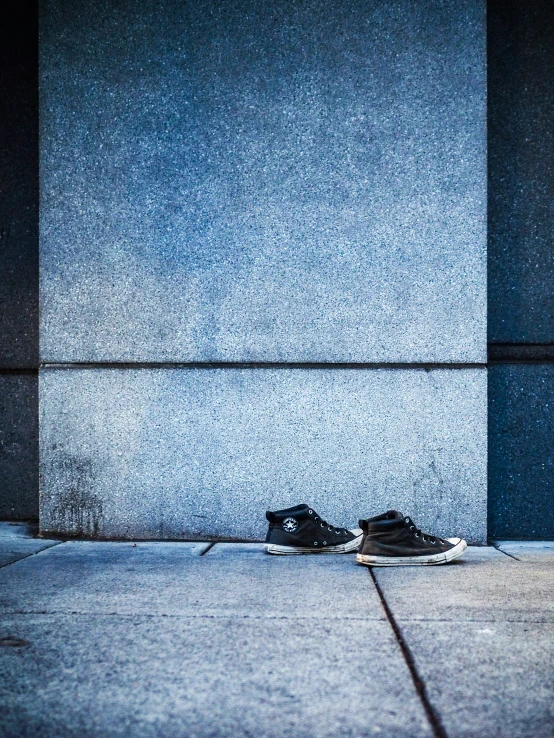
xmin=488 ymin=0 xmax=554 ymax=538
xmin=0 ymin=1 xmax=39 ymax=519
xmin=40 ymin=0 xmax=487 ymax=541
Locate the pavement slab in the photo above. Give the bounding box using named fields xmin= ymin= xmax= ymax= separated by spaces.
xmin=0 ymin=613 xmax=431 ymax=738
xmin=0 ymin=539 xmax=61 ymax=568
xmin=0 ymin=541 xmax=209 ymax=615
xmin=0 ymin=541 xmax=382 ymax=619
xmin=1 ymin=538 xmax=553 ymax=737
xmin=0 ymin=521 xmax=59 ymax=568
xmin=494 ymin=540 xmax=554 ymax=563
xmin=371 ymin=544 xmax=554 ymax=738
xmin=0 ymin=522 xmax=39 ymax=539
xmin=371 ymin=545 xmax=554 ymax=622
xmin=0 ymin=539 xmax=431 ymax=738
xmin=401 ymin=621 xmax=554 ymax=738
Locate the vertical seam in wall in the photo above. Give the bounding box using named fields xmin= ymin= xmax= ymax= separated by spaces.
xmin=369 ymin=569 xmax=449 ymax=738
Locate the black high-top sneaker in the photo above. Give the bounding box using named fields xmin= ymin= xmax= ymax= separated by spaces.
xmin=356 ymin=510 xmax=467 ymax=566
xmin=265 ymin=504 xmax=363 ymax=555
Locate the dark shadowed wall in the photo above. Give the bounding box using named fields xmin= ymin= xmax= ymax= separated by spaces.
xmin=0 ymin=1 xmax=39 ymax=519
xmin=488 ymin=0 xmax=554 ymax=539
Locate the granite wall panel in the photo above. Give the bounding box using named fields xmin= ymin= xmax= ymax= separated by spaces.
xmin=488 ymin=0 xmax=554 ymax=344
xmin=489 ymin=364 xmax=554 ymax=540
xmin=487 ymin=1 xmax=554 ymax=538
xmin=40 ymin=368 xmax=487 ymax=543
xmin=0 ymin=1 xmax=39 ymax=368
xmin=40 ymin=0 xmax=486 ymax=363
xmin=0 ymin=2 xmax=39 ymax=520
xmin=39 ymin=0 xmax=487 ymax=540
xmin=0 ymin=373 xmax=39 ymax=519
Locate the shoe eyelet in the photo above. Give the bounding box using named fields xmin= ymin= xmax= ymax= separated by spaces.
xmin=320 ymin=523 xmax=325 ymax=527
xmin=313 ymin=541 xmax=318 ymax=546
xmin=323 ymin=541 xmax=327 ymax=545
xmin=308 ymin=509 xmax=313 ymax=515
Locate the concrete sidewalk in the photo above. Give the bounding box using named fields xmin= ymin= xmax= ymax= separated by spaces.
xmin=0 ymin=522 xmax=552 ymax=738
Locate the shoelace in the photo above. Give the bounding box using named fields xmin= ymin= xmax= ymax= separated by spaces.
xmin=312 ymin=513 xmax=347 ymax=535
xmin=404 ymin=517 xmax=438 ymax=545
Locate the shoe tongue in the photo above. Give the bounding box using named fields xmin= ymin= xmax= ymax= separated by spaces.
xmin=385 ymin=510 xmax=404 ymax=520
xmin=276 ymin=504 xmax=311 ymax=519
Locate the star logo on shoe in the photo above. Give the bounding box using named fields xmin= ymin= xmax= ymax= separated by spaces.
xmin=282 ymin=517 xmax=298 ymax=533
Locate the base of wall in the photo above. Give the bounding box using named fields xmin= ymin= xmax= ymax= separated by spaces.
xmin=39 ymin=366 xmax=487 ymax=543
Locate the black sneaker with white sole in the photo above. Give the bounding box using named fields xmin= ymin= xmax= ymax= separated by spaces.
xmin=265 ymin=504 xmax=363 ymax=555
xmin=356 ymin=510 xmax=467 ymax=566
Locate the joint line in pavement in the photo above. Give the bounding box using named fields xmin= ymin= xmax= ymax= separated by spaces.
xmin=491 ymin=544 xmax=521 ymax=561
xmin=0 ymin=541 xmax=64 ymax=570
xmin=199 ymin=542 xmax=216 ymax=556
xmin=369 ymin=568 xmax=449 ymax=738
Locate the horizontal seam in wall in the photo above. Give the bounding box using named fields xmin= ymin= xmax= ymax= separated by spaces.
xmin=488 ymin=343 xmax=554 ymax=363
xmin=488 ymin=360 xmax=554 ymax=365
xmin=39 ymin=362 xmax=487 ymax=370
xmin=0 ymin=367 xmax=39 ymax=374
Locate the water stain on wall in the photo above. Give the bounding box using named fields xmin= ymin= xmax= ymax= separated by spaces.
xmin=42 ymin=455 xmax=103 ymax=536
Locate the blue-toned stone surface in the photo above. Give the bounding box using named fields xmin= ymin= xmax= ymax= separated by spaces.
xmin=0 ymin=6 xmax=40 ymax=521
xmin=40 ymin=0 xmax=486 ymax=363
xmin=39 ymin=368 xmax=487 ymax=542
xmin=489 ymin=364 xmax=554 ymax=539
xmin=488 ymin=1 xmax=554 ymax=343
xmin=0 ymin=6 xmax=39 ymax=368
xmin=0 ymin=373 xmax=39 ymax=520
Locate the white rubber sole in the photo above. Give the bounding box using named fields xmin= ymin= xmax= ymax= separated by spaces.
xmin=266 ymin=530 xmax=363 ymax=555
xmin=356 ymin=538 xmax=467 ymax=566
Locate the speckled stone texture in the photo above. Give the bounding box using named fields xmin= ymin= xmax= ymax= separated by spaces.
xmin=487 ymin=1 xmax=554 ymax=540
xmin=0 ymin=542 xmax=433 ymax=738
xmin=488 ymin=0 xmax=554 ymax=343
xmin=40 ymin=0 xmax=486 ymax=363
xmin=373 ymin=546 xmax=554 ymax=738
xmin=0 ymin=2 xmax=38 ymax=368
xmin=39 ymin=368 xmax=487 ymax=542
xmin=0 ymin=374 xmax=38 ymax=520
xmin=0 ymin=3 xmax=40 ymax=521
xmin=489 ymin=364 xmax=554 ymax=539
xmin=39 ymin=0 xmax=487 ymax=540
